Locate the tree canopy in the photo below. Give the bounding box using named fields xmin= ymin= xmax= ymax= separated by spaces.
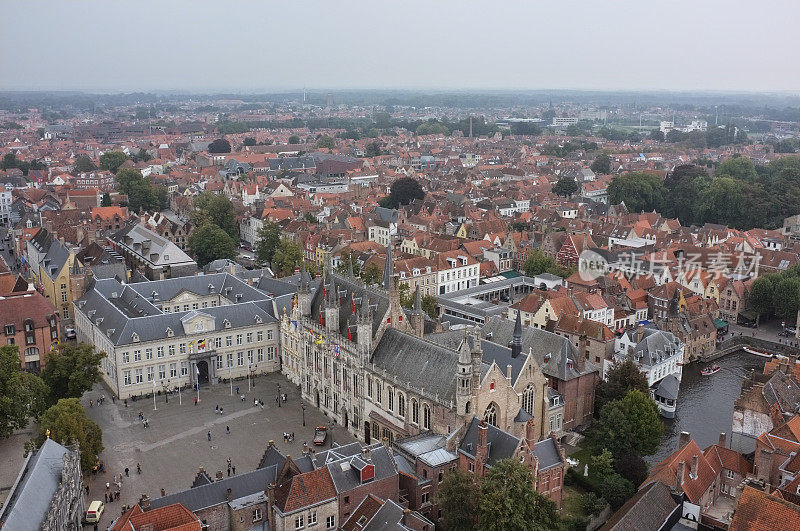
xmin=40 ymin=343 xmax=104 ymax=405
xmin=380 ymin=177 xmax=425 ymax=209
xmin=316 ymin=135 xmax=335 ymax=149
xmin=478 ymin=459 xmax=560 ymax=531
xmin=191 ymin=192 xmax=238 ymax=239
xmin=522 ymin=250 xmax=571 ymax=279
xmin=115 ymin=168 xmax=165 ymax=212
xmin=607 ymin=172 xmax=666 ymax=213
xmin=593 ymin=389 xmax=663 ymax=458
xmin=208 ymin=138 xmax=231 ymax=153
xmin=99 ymin=150 xmax=129 ymax=173
xmin=255 ymin=221 xmax=282 ymax=265
xmin=30 ymin=398 xmax=103 ymax=474
xmin=590 ymin=152 xmax=612 ymax=174
xmin=72 ymin=154 xmax=96 ymax=173
xmin=188 ymin=223 xmax=237 ymax=267
xmin=436 ymin=468 xmax=479 ymax=530
xmin=552 ymin=176 xmax=578 ymax=197
xmin=595 ymin=358 xmax=650 ymax=412
xmin=271 ymin=239 xmax=303 ymax=277
xmin=0 ymin=346 xmax=49 ymax=438
xmin=288 ymin=135 xmax=301 ymax=144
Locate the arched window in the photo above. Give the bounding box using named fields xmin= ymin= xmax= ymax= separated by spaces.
xmin=388 ymin=388 xmax=394 ymax=412
xmin=522 ymin=385 xmax=535 ymax=416
xmin=411 ymin=399 xmax=419 ymax=424
xmin=423 ymin=404 xmax=431 ymax=430
xmin=398 ymin=394 xmax=405 ymax=418
xmin=465 ymin=400 xmax=471 ymax=414
xmin=484 ymin=402 xmax=498 ymax=427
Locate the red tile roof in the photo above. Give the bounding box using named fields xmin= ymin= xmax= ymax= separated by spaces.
xmin=282 ymin=466 xmax=337 ymax=513
xmin=729 ymin=486 xmax=800 ymax=531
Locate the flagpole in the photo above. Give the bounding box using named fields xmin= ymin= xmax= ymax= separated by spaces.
xmin=195 ymin=364 xmax=200 ymax=403
xmin=229 ymin=365 xmax=233 ymax=396
xmin=178 ymin=379 xmax=182 ymax=405
xmin=153 ymin=379 xmax=157 ymax=411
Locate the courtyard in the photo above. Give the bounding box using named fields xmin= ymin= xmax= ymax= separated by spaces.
xmin=8 ymin=371 xmax=355 ymax=529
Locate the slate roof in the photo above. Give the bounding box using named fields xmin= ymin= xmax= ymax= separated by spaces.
xmin=110 ymin=223 xmax=196 ymax=268
xmin=481 ymin=315 xmax=599 ymax=381
xmin=425 ymin=328 xmax=528 ymax=385
xmin=533 ymin=438 xmax=564 ymax=471
xmin=310 ymin=271 xmax=389 ymax=339
xmin=655 ymin=374 xmax=680 ymax=400
xmin=149 ymin=466 xmax=277 ymax=512
xmin=325 ymin=444 xmax=397 ymax=494
xmin=0 ymin=439 xmax=73 ymax=531
xmin=371 ymin=328 xmax=459 ymax=402
xmin=74 ymin=273 xmax=278 ymax=346
xmin=600 ymin=481 xmax=678 ymax=531
xmin=458 ymin=417 xmax=520 ymax=468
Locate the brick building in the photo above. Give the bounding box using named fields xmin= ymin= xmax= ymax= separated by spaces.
xmin=0 ymin=289 xmax=59 ymax=371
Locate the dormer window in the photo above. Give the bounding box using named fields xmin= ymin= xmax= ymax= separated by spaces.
xmin=255 ymin=315 xmax=262 ymax=324
xmin=166 ymin=327 xmax=174 ymax=338
xmin=131 ymin=332 xmax=139 ymax=342
xmin=223 ymin=319 xmax=231 ymax=329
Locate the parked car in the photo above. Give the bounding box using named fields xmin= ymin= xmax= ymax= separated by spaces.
xmin=64 ymin=328 xmax=77 ymax=340
xmin=85 ymin=500 xmax=104 ymax=523
xmin=313 ymin=426 xmax=328 ymax=445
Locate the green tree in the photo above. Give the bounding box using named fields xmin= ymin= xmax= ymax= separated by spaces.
xmin=580 ymin=492 xmax=607 ymax=516
xmin=0 ymin=346 xmax=49 ymax=438
xmin=421 ymin=295 xmax=438 ymax=320
xmin=72 ymin=154 xmax=96 ymax=173
xmin=30 ymin=398 xmax=103 ymax=474
xmin=208 ymin=138 xmax=231 ymax=153
xmin=365 ymin=142 xmax=381 ymax=157
xmin=242 ymin=137 xmax=257 ymax=146
xmin=115 ymin=168 xmax=161 ymax=213
xmin=594 ymin=389 xmax=663 ymax=458
xmin=361 ymin=263 xmax=382 ymax=285
xmin=255 ymin=221 xmax=282 ymax=265
xmin=662 ymin=164 xmax=708 ymax=222
xmin=590 ymin=153 xmax=612 ymax=174
xmin=316 ymin=135 xmax=335 ymax=149
xmin=152 ymin=184 xmax=169 ymax=210
xmin=522 ymin=250 xmax=566 ymax=278
xmin=381 ymin=177 xmax=425 ymax=209
xmin=188 ymin=223 xmax=237 ymax=267
xmin=1 ymin=153 xmax=20 ymax=170
xmin=694 ymin=176 xmax=746 ymax=227
xmin=773 ymin=277 xmax=800 ymax=320
xmin=192 ymin=192 xmax=238 ymax=239
xmin=288 ymin=135 xmax=301 ymax=144
xmin=595 ymin=359 xmax=649 ymax=412
xmin=607 ymin=172 xmax=666 ymax=213
xmin=100 ymin=192 xmax=112 ymax=207
xmin=478 ymin=459 xmax=559 ymax=531
xmin=436 ymin=467 xmax=480 ymax=530
xmin=717 ymin=156 xmax=758 ymax=182
xmin=748 ymin=276 xmax=776 ymax=325
xmin=99 ymin=151 xmax=129 ymax=173
xmin=598 ymin=473 xmax=635 ymax=510
xmin=589 ymin=449 xmax=615 ymax=480
xmin=552 ymin=176 xmax=578 ymax=197
xmin=614 ymin=453 xmax=649 ymax=487
xmin=40 ymin=343 xmax=104 ymax=404
xmin=271 ymin=239 xmax=303 ymax=277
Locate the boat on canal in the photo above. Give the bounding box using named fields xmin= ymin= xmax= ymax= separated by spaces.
xmin=700 ymin=365 xmax=721 ymax=376
xmin=742 ymin=346 xmax=773 ymax=358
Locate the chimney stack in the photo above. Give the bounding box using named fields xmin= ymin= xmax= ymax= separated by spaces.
xmin=525 ymin=418 xmax=536 ymax=447
xmin=637 ymin=323 xmax=645 ymax=343
xmin=226 ymin=488 xmax=233 ymax=502
xmin=362 ymin=446 xmax=371 ymax=460
xmin=139 ymin=494 xmax=151 ymax=511
xmin=679 ymin=431 xmax=690 ymax=448
xmin=506 ymin=364 xmax=512 ymax=380
xmin=691 ymin=455 xmax=699 ymax=479
xmin=719 ymin=432 xmax=727 ymax=448
xmin=675 ymin=461 xmax=685 ymax=491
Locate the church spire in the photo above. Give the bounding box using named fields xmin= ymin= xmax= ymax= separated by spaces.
xmin=511 ymin=311 xmax=523 ymax=358
xmin=381 ymin=244 xmax=393 ymax=290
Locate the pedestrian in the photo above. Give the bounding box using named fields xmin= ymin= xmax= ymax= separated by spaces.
xmin=124 ymin=399 xmax=128 ymax=408
xmin=112 ymin=396 xmax=115 ymax=404
xmin=116 ymin=491 xmax=120 ymax=501
xmin=90 ymin=399 xmax=93 ymax=408
xmin=232 ymin=464 xmax=236 ymax=475
xmin=275 ymin=395 xmax=279 ymax=404
xmin=101 ymin=394 xmax=105 ymax=404
xmin=125 ymin=467 xmax=129 ymax=477
xmin=254 ymin=398 xmax=258 ymax=406
xmin=241 ymin=394 xmax=245 ymax=402
xmin=236 ymin=386 xmax=239 ymax=395
xmin=226 ymin=425 xmax=230 ymax=435
xmin=291 ymin=432 xmax=294 ymax=441
xmin=85 ymin=485 xmax=90 ymax=495
xmin=227 ymin=466 xmax=231 ymax=477
xmin=215 ymin=404 xmax=219 ymax=413
xmin=106 ymin=482 xmax=110 ymax=491
xmin=137 ymin=463 xmax=141 ymax=474
xmin=194 ymin=397 xmax=198 ymax=406
xmin=207 ymin=431 xmax=211 ymax=441
xmin=220 ymin=407 xmax=223 ymax=415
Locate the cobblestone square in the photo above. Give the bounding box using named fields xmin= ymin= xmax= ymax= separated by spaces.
xmin=80 ymin=372 xmax=355 ymax=528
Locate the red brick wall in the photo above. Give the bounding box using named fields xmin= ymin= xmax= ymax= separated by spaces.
xmin=339 ymin=474 xmax=398 ymax=524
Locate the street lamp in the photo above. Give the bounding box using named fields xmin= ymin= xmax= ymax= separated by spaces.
xmin=249 ymin=365 xmax=256 ymax=392
xmin=302 ymin=404 xmax=306 ymax=426
xmin=163 ymin=379 xmax=170 ymax=403
xmin=277 ymin=384 xmax=281 ymax=408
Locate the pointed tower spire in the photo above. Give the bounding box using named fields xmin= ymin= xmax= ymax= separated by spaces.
xmin=347 ymin=253 xmax=356 ymax=278
xmin=381 ymin=245 xmax=393 ymax=290
xmin=413 ymin=285 xmax=422 ymax=313
xmin=511 ymin=311 xmax=523 ymax=358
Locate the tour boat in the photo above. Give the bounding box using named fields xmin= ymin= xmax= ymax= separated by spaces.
xmin=701 ymin=365 xmax=722 ymax=376
xmin=743 ymin=346 xmax=773 ymax=358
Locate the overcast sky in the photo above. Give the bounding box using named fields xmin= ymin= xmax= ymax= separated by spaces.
xmin=2 ymin=0 xmax=798 ymax=93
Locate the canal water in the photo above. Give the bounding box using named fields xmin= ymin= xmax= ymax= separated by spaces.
xmin=647 ymin=349 xmax=764 ymax=464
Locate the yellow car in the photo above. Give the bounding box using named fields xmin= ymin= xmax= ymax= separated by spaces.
xmin=85 ymin=500 xmax=104 ymax=523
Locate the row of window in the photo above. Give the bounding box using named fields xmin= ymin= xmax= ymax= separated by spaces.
xmin=121 ymin=331 xmax=274 ymax=364
xmin=123 ymin=362 xmax=186 ymax=385
xmin=214 ymin=347 xmax=275 ymax=369
xmin=161 ymin=300 xmax=218 ymax=312
xmin=295 ymin=512 xmax=335 ymax=529
xmin=366 ymin=376 xmax=432 ymax=429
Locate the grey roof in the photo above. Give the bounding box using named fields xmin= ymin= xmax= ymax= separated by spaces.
xmin=311 ymin=271 xmax=389 ymax=339
xmin=457 ymin=417 xmax=521 ymax=468
xmin=268 ymin=156 xmax=315 ymax=171
xmin=74 ymin=273 xmax=278 ymax=346
xmin=533 ymin=438 xmax=564 ymax=471
xmin=601 ymin=481 xmax=678 ymax=531
xmin=0 ymin=439 xmax=72 ymax=530
xmin=371 ymin=328 xmax=459 ymax=402
xmin=655 ymin=374 xmax=680 ymax=400
xmin=628 ymin=328 xmax=682 ymax=368
xmin=150 ymin=465 xmax=277 ymax=512
xmin=110 ymin=223 xmax=196 ymax=268
xmin=325 ymin=444 xmax=396 ymax=494
xmin=481 ymin=315 xmax=599 ymax=380
xmin=40 ymin=238 xmax=71 ymax=280
xmin=362 ymin=498 xmax=417 ymax=531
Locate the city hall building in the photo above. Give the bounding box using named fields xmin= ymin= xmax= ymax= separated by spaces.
xmin=73 ymin=273 xmax=280 ymax=399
